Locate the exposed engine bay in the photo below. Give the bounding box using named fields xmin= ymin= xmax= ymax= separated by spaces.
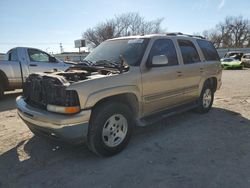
xmin=46 ymin=65 xmax=121 ymax=83
xmin=23 ymin=63 xmax=129 ymax=110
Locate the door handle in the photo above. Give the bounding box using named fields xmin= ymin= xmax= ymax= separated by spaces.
xmin=30 ymin=64 xmax=37 ymax=67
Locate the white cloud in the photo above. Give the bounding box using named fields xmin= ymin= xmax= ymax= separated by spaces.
xmin=218 ymin=0 xmax=226 ymax=10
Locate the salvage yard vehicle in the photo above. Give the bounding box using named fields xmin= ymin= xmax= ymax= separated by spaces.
xmin=220 ymin=57 xmax=244 ymax=69
xmin=0 ymin=47 xmax=72 ymax=98
xmin=241 ymin=53 xmax=250 ymax=68
xmin=224 ymin=51 xmax=244 ymax=61
xmin=16 ymin=33 xmax=222 ymax=157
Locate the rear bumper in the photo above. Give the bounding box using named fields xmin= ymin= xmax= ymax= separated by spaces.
xmin=16 ymin=96 xmax=91 ymax=143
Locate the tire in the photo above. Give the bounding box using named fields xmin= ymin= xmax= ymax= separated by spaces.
xmin=87 ymin=102 xmax=134 ymax=157
xmin=0 ymin=83 xmax=4 ymax=99
xmin=195 ymin=82 xmax=214 ymax=113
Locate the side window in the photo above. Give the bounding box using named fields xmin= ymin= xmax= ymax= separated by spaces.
xmin=28 ymin=49 xmax=49 ymax=62
xmin=178 ymin=40 xmax=200 ymax=64
xmin=149 ymin=39 xmax=179 ymax=66
xmin=8 ymin=50 xmax=18 ymax=61
xmin=197 ymin=39 xmax=220 ymax=61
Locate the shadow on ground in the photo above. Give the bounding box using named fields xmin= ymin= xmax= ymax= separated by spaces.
xmin=0 ymin=107 xmax=250 ymax=188
xmin=0 ymin=91 xmax=22 ymax=112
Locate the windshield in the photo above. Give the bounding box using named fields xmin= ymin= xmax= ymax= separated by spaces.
xmin=85 ymin=38 xmax=149 ymax=66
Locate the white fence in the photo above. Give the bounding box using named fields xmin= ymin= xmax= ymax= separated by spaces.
xmin=217 ymin=48 xmax=250 ymax=58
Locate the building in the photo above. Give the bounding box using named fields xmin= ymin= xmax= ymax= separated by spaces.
xmin=0 ymin=53 xmax=5 ymax=61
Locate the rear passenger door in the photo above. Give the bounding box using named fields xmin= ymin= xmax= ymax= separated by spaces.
xmin=176 ymin=39 xmax=203 ymax=101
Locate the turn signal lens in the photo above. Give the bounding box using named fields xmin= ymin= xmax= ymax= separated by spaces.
xmin=64 ymin=106 xmax=80 ymax=114
xmin=47 ymin=104 xmax=80 ymax=114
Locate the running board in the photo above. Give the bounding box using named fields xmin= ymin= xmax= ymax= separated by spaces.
xmin=136 ymin=102 xmax=198 ymax=126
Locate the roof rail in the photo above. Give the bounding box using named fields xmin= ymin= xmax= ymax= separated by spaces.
xmin=166 ymin=32 xmax=206 ymax=39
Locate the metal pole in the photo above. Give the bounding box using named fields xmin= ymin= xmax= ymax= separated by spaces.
xmin=79 ymin=47 xmax=81 ymax=62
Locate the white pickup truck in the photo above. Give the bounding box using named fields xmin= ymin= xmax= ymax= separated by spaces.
xmin=0 ymin=47 xmax=71 ymax=98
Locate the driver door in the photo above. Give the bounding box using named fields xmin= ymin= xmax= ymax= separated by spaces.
xmin=141 ymin=39 xmax=185 ymax=116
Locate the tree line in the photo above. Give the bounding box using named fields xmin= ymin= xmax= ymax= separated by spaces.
xmin=83 ymin=13 xmax=250 ymax=49
xmin=83 ymin=12 xmax=164 ymax=47
xmin=203 ymin=16 xmax=250 ymax=48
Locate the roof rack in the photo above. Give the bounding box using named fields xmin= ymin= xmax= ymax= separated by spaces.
xmin=166 ymin=32 xmax=206 ymax=39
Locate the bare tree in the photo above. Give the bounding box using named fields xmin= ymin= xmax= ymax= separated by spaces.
xmin=83 ymin=12 xmax=164 ymax=46
xmin=203 ymin=16 xmax=250 ymax=48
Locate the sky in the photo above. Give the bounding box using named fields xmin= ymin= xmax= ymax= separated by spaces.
xmin=0 ymin=0 xmax=250 ymax=54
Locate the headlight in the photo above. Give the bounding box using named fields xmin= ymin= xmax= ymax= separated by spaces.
xmin=47 ymin=90 xmax=81 ymax=114
xmin=47 ymin=104 xmax=80 ymax=114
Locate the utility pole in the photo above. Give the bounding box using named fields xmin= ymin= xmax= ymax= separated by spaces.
xmin=60 ymin=43 xmax=64 ymax=54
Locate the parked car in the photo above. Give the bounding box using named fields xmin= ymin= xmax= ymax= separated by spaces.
xmin=220 ymin=57 xmax=244 ymax=69
xmin=16 ymin=33 xmax=222 ymax=157
xmin=224 ymin=51 xmax=244 ymax=61
xmin=0 ymin=47 xmax=72 ymax=98
xmin=241 ymin=53 xmax=250 ymax=68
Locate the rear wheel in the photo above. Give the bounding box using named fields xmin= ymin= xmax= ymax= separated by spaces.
xmin=88 ymin=102 xmax=134 ymax=157
xmin=195 ymin=82 xmax=214 ymax=113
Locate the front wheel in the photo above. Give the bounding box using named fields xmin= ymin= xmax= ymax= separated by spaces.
xmin=87 ymin=102 xmax=134 ymax=157
xmin=195 ymin=82 xmax=214 ymax=113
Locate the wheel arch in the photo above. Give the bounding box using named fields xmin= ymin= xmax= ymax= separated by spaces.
xmin=199 ymin=77 xmax=218 ymax=95
xmin=90 ymin=93 xmax=140 ymax=118
xmin=0 ymin=70 xmax=9 ymax=89
xmin=205 ymin=77 xmax=217 ymax=92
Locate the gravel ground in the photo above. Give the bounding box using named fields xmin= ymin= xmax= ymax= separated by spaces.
xmin=0 ymin=69 xmax=250 ymax=188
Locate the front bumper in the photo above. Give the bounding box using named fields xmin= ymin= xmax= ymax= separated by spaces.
xmin=16 ymin=96 xmax=91 ymax=143
xmin=222 ymin=64 xmax=243 ymax=69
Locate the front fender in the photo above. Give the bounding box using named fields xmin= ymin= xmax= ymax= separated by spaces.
xmin=84 ymin=85 xmax=141 ymax=109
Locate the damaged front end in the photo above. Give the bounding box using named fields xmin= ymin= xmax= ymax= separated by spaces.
xmin=23 ymin=73 xmax=81 ymax=114
xmin=23 ymin=64 xmax=123 ymax=114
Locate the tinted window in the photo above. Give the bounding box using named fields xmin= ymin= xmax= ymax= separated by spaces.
xmin=28 ymin=49 xmax=49 ymax=62
xmin=8 ymin=50 xmax=18 ymax=61
xmin=149 ymin=39 xmax=178 ymax=66
xmin=178 ymin=40 xmax=200 ymax=64
xmin=197 ymin=39 xmax=219 ymax=61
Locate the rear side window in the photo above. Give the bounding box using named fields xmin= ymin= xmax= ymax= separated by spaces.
xmin=178 ymin=40 xmax=200 ymax=64
xmin=197 ymin=39 xmax=220 ymax=61
xmin=149 ymin=39 xmax=179 ymax=66
xmin=8 ymin=50 xmax=18 ymax=61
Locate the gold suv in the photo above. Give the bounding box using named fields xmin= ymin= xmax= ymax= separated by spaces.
xmin=16 ymin=33 xmax=222 ymax=157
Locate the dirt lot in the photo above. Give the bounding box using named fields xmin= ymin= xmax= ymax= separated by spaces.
xmin=0 ymin=69 xmax=250 ymax=188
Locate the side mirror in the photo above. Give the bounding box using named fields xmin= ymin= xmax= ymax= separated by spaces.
xmin=152 ymin=55 xmax=168 ymax=66
xmin=49 ymin=56 xmax=57 ymax=63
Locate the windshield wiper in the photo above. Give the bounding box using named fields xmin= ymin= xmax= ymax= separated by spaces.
xmin=92 ymin=60 xmax=119 ymax=68
xmin=79 ymin=60 xmax=93 ymax=66
xmin=93 ymin=58 xmax=130 ymax=73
